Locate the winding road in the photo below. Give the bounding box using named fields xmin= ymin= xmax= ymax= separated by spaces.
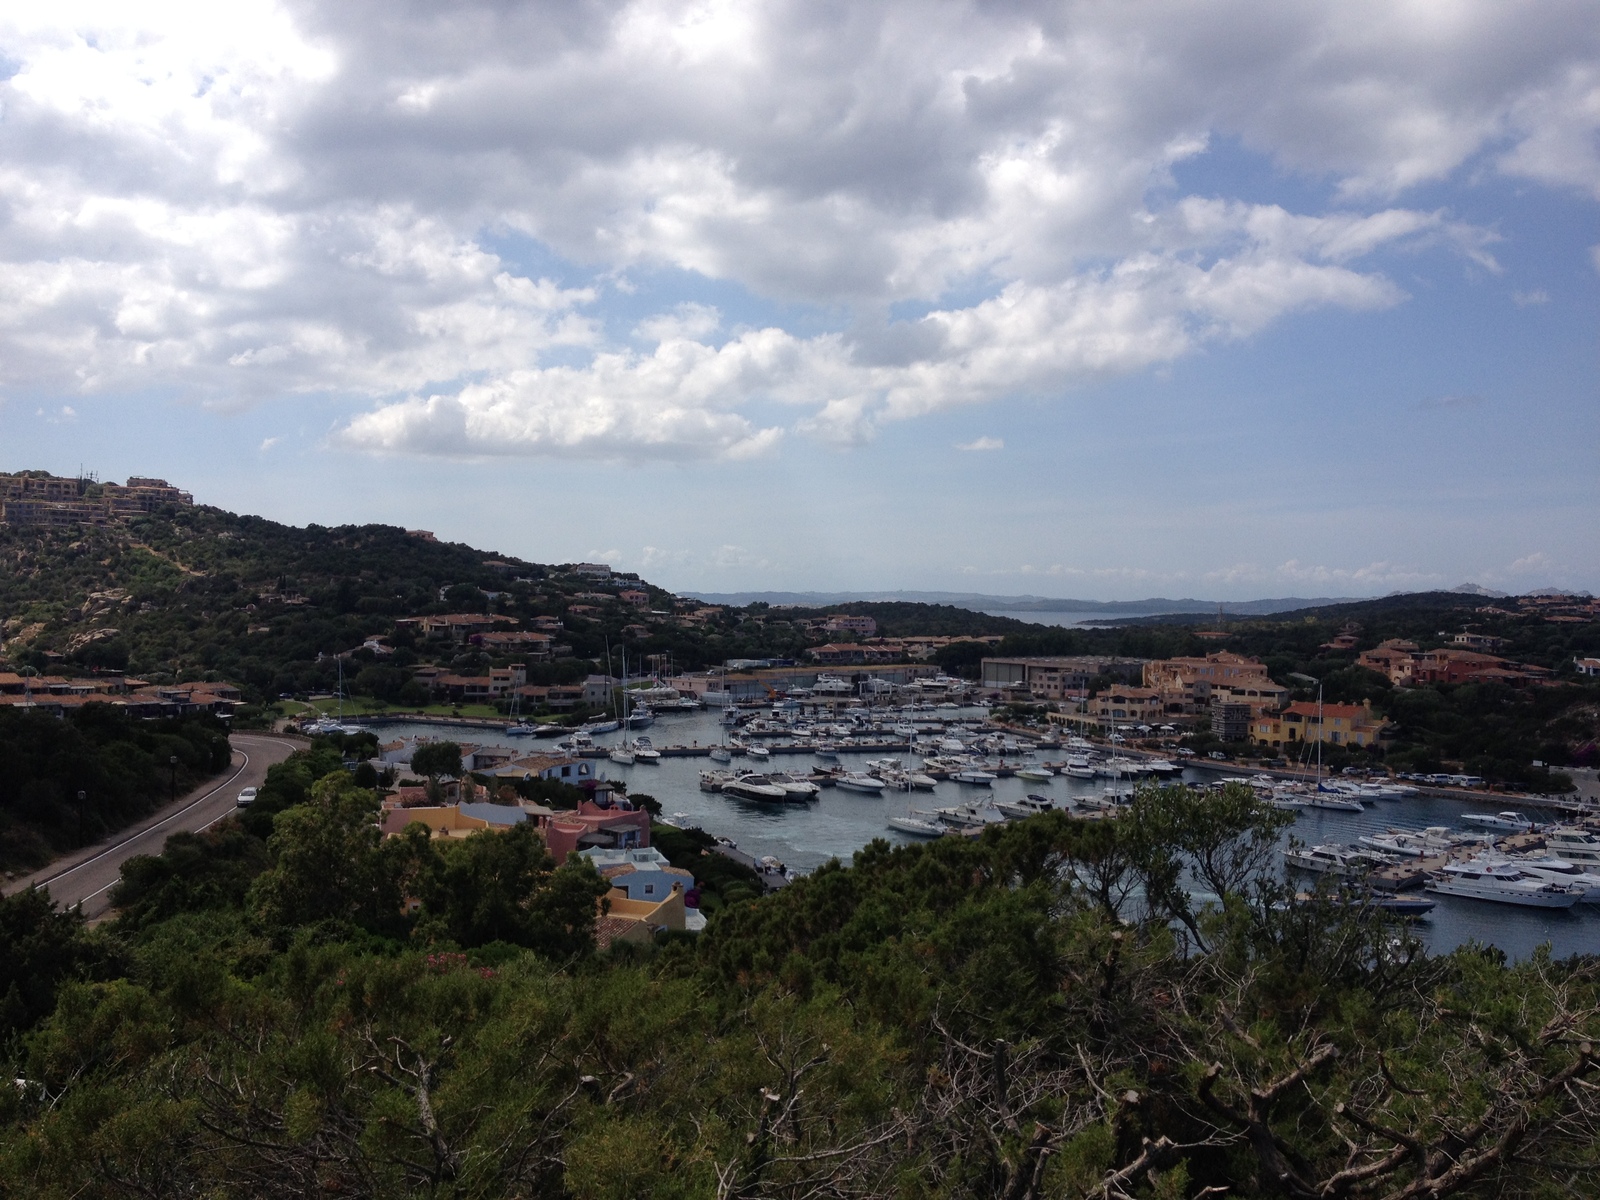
xmin=2 ymin=732 xmax=300 ymax=919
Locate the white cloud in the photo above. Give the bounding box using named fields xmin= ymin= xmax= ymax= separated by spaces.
xmin=635 ymin=302 xmax=722 ymax=344
xmin=259 ymin=436 xmax=282 ymax=451
xmin=0 ymin=0 xmax=1595 ymax=458
xmin=1512 ymin=289 xmax=1551 ymax=306
xmin=956 ymin=436 xmax=1004 ymax=451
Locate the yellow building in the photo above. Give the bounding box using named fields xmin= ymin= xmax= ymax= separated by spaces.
xmin=1251 ymin=702 xmax=1384 ymax=748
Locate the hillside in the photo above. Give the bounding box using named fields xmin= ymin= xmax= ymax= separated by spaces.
xmin=0 ymin=499 xmax=1024 ymax=707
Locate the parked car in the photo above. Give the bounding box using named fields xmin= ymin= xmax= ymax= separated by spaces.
xmin=1207 ymin=750 xmax=1228 ymax=760
xmin=236 ymin=787 xmax=259 ymax=807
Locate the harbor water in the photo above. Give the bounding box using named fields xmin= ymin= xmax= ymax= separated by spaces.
xmin=367 ymin=707 xmax=1598 ymax=962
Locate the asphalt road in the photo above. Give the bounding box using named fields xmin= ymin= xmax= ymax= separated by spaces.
xmin=3 ymin=732 xmax=300 ymax=919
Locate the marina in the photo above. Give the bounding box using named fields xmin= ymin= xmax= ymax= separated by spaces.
xmin=365 ymin=703 xmax=1600 ymax=962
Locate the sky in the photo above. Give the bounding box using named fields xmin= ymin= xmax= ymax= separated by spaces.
xmin=1 ymin=0 xmax=1597 ymax=600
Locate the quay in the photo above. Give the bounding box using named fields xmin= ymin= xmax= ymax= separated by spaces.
xmin=1368 ymin=830 xmax=1548 ymax=891
xmin=709 ymin=842 xmax=791 ymax=891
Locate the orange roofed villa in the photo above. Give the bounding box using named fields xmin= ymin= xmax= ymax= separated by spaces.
xmin=1251 ymin=701 xmax=1387 ymax=749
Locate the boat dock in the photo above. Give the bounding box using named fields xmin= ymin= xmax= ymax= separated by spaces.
xmin=1367 ymin=830 xmax=1548 ymax=891
xmin=710 ymin=842 xmax=791 ymax=891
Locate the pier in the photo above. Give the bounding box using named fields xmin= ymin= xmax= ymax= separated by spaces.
xmin=1367 ymin=831 xmax=1548 ymax=891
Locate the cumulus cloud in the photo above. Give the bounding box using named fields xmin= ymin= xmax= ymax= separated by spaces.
xmin=0 ymin=0 xmax=1596 ymax=458
xmin=956 ymin=436 xmax=1004 ymax=451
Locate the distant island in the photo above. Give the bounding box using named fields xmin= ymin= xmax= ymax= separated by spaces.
xmin=688 ymin=589 xmax=1373 ymax=615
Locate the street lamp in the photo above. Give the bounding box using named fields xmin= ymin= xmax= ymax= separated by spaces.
xmin=77 ymin=790 xmax=87 ymax=845
xmin=169 ymin=755 xmax=178 ymax=803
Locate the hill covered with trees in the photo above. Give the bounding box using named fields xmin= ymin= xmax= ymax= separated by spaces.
xmin=0 ymin=503 xmax=1025 ymax=711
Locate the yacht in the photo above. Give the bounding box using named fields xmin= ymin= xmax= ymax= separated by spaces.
xmin=623 ymin=704 xmax=656 ymax=729
xmin=708 ymin=746 xmax=733 ymax=764
xmin=722 ymin=774 xmax=791 ymax=802
xmin=1282 ymin=844 xmax=1395 ymax=877
xmin=1359 ymin=827 xmax=1481 ymax=858
xmin=608 ymin=744 xmax=636 ymax=765
xmin=812 ymin=675 xmax=855 ymax=696
xmin=953 ymin=767 xmax=997 ymax=786
xmin=837 ymin=772 xmax=886 ymax=794
xmin=887 ymin=812 xmax=946 ymax=837
xmin=582 ymin=719 xmax=621 ymax=735
xmin=1425 ymin=859 xmax=1582 ymax=908
xmin=1460 ymin=811 xmax=1537 ymax=833
xmin=698 ymin=769 xmax=732 ymax=792
xmin=1544 ymin=826 xmax=1600 ymax=868
xmin=505 ymin=721 xmax=538 ymax=737
xmin=1062 ymin=756 xmax=1096 ymax=779
xmin=746 ymin=743 xmax=772 ymax=761
xmin=1015 ymin=765 xmax=1054 ymax=782
xmin=631 ymin=736 xmax=661 ymax=763
xmin=994 ymin=794 xmax=1055 ymax=820
xmin=1305 ymin=793 xmax=1365 ymax=813
xmin=1491 ymin=854 xmax=1600 ymax=902
xmin=1072 ymin=792 xmax=1126 ymax=815
xmin=934 ymin=804 xmax=996 ymax=830
xmin=768 ymin=771 xmax=821 ymax=798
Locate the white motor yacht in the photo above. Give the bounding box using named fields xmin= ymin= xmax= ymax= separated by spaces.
xmin=631 ymin=736 xmax=661 ymax=763
xmin=698 ymin=769 xmax=733 ymax=792
xmin=723 ymin=774 xmax=791 ymax=802
xmin=1460 ymin=811 xmax=1537 ymax=832
xmin=1359 ymin=826 xmax=1480 ymax=858
xmin=1544 ymin=826 xmax=1600 ymax=868
xmin=994 ymin=794 xmax=1055 ymax=820
xmin=1305 ymin=793 xmax=1365 ymax=813
xmin=934 ymin=804 xmax=997 ymax=830
xmin=1062 ymin=756 xmax=1096 ymax=779
xmin=887 ymin=812 xmax=946 ymax=837
xmin=746 ymin=743 xmax=771 ymax=761
xmin=1491 ymin=854 xmax=1600 ymax=902
xmin=1015 ymin=766 xmax=1054 ymax=782
xmin=953 ymin=767 xmax=997 ymax=786
xmin=837 ymin=772 xmax=886 ymax=794
xmin=769 ymin=772 xmax=821 ymax=799
xmin=1425 ymin=859 xmax=1581 ymax=908
xmin=1282 ymin=843 xmax=1395 ymax=877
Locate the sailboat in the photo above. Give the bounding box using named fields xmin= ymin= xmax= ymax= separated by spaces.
xmin=504 ymin=680 xmax=537 ymax=736
xmin=1305 ymin=685 xmax=1363 ymax=811
xmin=309 ymin=656 xmax=361 ymax=735
xmin=609 ymin=648 xmax=637 ymax=765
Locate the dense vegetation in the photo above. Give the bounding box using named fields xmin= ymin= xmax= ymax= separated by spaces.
xmin=0 ymin=706 xmax=231 ymax=872
xmin=1 ymin=751 xmax=1596 ymax=1198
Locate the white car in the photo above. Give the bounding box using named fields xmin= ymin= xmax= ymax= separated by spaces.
xmin=236 ymin=786 xmax=259 ymax=807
